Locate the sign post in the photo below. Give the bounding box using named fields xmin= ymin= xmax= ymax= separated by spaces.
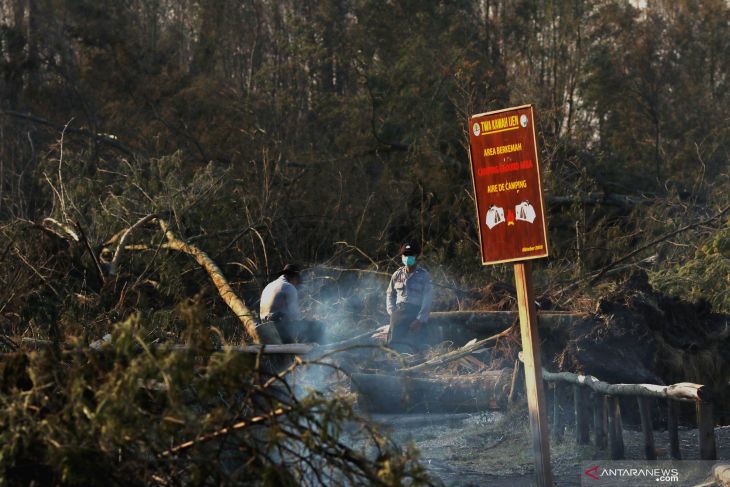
xmin=467 ymin=105 xmax=553 ymax=486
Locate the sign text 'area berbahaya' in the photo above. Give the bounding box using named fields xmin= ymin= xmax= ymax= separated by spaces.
xmin=468 ymin=105 xmax=549 ymax=265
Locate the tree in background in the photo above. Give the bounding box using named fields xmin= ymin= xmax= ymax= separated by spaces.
xmin=0 ymin=0 xmax=728 ymax=328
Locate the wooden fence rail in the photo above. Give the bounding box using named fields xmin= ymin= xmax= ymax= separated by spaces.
xmin=517 ymin=353 xmax=717 ymax=461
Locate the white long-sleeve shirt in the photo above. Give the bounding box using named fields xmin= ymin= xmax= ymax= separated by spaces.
xmin=260 ymin=275 xmax=302 ymax=321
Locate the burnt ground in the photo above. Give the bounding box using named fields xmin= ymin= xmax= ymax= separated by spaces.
xmin=372 ymin=410 xmax=730 ymax=486
xmin=344 ymin=271 xmax=730 ymax=485
xmin=550 ymin=272 xmax=730 ymax=416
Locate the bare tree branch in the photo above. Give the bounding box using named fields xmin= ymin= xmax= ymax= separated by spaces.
xmin=0 ymin=110 xmax=135 ymax=156
xmin=109 ymin=214 xmax=156 ymax=276
xmin=42 ymin=217 xmax=79 ymax=242
xmin=159 ymin=406 xmax=291 ymax=457
xmin=75 ymin=221 xmax=105 ymax=286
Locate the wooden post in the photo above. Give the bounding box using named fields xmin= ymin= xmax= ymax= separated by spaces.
xmin=514 ymin=262 xmax=553 ymax=487
xmin=697 ymin=401 xmax=717 ymax=460
xmin=667 ymin=400 xmax=681 ymax=459
xmin=545 ymin=381 xmax=554 ymax=437
xmin=607 ymin=396 xmax=624 ymax=459
xmin=552 ymin=382 xmax=564 ymax=442
xmin=574 ymin=384 xmax=590 ymax=445
xmin=593 ymin=393 xmax=607 ymax=449
xmin=565 ymin=382 xmax=575 ymax=428
xmin=637 ymin=397 xmax=656 ymax=460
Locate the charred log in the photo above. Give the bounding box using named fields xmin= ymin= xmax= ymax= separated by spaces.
xmin=352 ymin=369 xmax=512 ymax=413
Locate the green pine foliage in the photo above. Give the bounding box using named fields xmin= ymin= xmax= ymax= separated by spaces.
xmin=651 ymin=219 xmax=730 ymax=313
xmin=0 ymin=313 xmax=432 ymax=486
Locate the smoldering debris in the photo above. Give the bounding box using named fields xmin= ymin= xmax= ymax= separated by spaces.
xmin=554 ymin=271 xmax=730 ymax=415
xmin=312 ymin=274 xmax=730 ymax=424
xmin=289 ymin=266 xmax=729 ymax=422
xmin=301 ymin=265 xmax=390 ymax=345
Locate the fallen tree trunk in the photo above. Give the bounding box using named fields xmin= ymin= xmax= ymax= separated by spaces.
xmin=519 ymin=353 xmax=709 ymax=402
xmin=545 ymin=371 xmax=707 ymax=402
xmin=368 ymin=413 xmax=472 ymax=428
xmin=159 ymin=219 xmax=261 ymax=343
xmin=713 ymin=464 xmax=730 ymax=487
xmin=352 ymin=369 xmax=512 ymax=413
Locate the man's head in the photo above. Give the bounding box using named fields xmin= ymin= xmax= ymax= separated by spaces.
xmin=281 ymin=264 xmax=302 ymax=286
xmin=400 ymin=242 xmax=420 ymax=267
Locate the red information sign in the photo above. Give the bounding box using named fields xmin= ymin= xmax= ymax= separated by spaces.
xmin=468 ymin=105 xmax=549 ymax=265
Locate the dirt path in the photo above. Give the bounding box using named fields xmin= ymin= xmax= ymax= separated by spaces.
xmin=373 ymin=411 xmax=730 ymax=486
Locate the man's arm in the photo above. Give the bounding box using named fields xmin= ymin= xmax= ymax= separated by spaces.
xmin=285 ymin=283 xmax=302 ymax=321
xmin=386 ymin=272 xmax=397 ymax=316
xmin=416 ymin=273 xmax=433 ymax=323
xmin=259 ymin=284 xmax=273 ymax=319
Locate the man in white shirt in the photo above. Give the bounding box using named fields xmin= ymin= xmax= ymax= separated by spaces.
xmin=260 ymin=264 xmax=322 ymax=343
xmin=260 ymin=264 xmax=303 ymax=323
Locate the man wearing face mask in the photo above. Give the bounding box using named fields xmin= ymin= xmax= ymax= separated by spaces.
xmin=386 ymin=242 xmax=433 ymax=353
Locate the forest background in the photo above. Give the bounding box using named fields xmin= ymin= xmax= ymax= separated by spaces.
xmin=2 ymin=0 xmax=729 ymax=334
xmin=0 ymin=1 xmax=729 ymax=485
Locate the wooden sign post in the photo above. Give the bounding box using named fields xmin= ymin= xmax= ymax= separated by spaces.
xmin=467 ymin=105 xmax=553 ymax=486
xmin=514 ymin=261 xmax=553 ymax=487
